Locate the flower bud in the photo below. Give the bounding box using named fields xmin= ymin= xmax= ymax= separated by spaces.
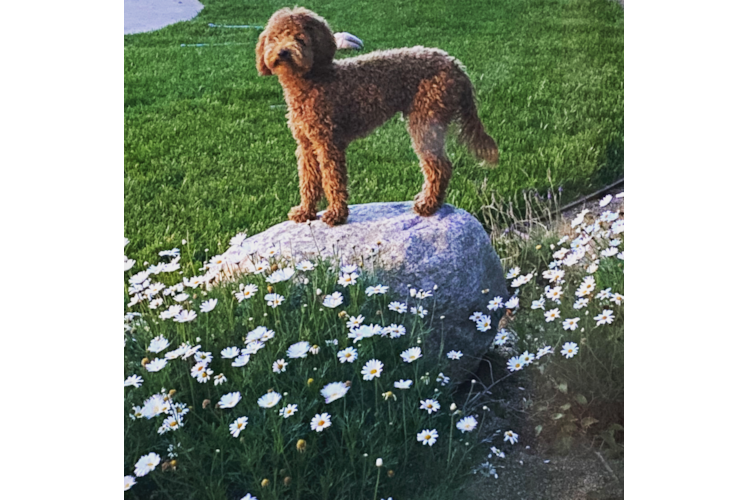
xmin=261 ymin=479 xmax=270 ymax=488
xmin=202 ymin=399 xmax=211 ymax=409
xmin=376 ymin=458 xmax=383 ymax=467
xmin=296 ymin=439 xmax=307 ymax=453
xmin=141 ymin=357 xmax=150 ymax=367
xmin=284 ymin=476 xmax=292 ymax=486
xmin=450 ymin=403 xmax=457 ymax=412
xmin=410 ymin=288 xmax=417 ymax=297
xmin=168 ymin=389 xmax=177 ymax=397
xmin=267 ymin=285 xmax=273 ymax=293
xmin=387 ymin=470 xmax=395 ymax=478
xmin=307 ymin=378 xmax=314 ymax=386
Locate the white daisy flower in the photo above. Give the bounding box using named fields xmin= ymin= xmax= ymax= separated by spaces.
xmin=544 ymin=308 xmax=561 ymax=322
xmin=147 ymin=335 xmax=170 ymax=353
xmin=232 ymin=355 xmax=250 ymax=367
xmin=221 ymin=346 xmax=240 ymax=359
xmin=536 ymin=346 xmax=553 ymax=358
xmin=311 ymin=413 xmax=332 ymax=432
xmin=257 ymin=391 xmax=282 ymax=409
xmin=265 ymin=293 xmax=284 ymax=308
xmin=145 ymin=358 xmax=167 ymax=372
xmin=124 ymin=475 xmax=136 ymax=491
xmin=134 ymin=452 xmax=161 ymax=477
xmin=594 ymin=309 xmax=615 ymax=326
xmin=320 ymin=382 xmax=350 ymax=404
xmin=456 ymin=416 xmax=478 ymax=433
xmin=252 ymin=259 xmax=271 ymax=274
xmin=296 ymin=260 xmax=315 ymax=271
xmin=415 ymin=289 xmax=433 ymax=299
xmin=124 ymin=258 xmax=136 ymax=272
xmin=507 ymin=356 xmax=523 ymax=372
xmin=545 ymin=286 xmax=563 ymax=302
xmin=487 ymin=296 xmax=504 ymax=311
xmin=173 ymin=310 xmax=197 ymax=323
xmin=361 ymin=359 xmax=384 ymax=381
xmin=340 ymin=264 xmax=358 ymax=274
xmin=505 ymin=297 xmax=519 ymax=309
xmin=599 ymin=194 xmax=612 ymax=207
xmin=505 ymin=267 xmax=521 ymax=279
xmin=394 ymin=379 xmax=413 ymax=390
xmin=401 ymin=347 xmax=423 ymax=363
xmin=218 ymin=392 xmax=242 ymax=409
xmin=562 ymin=317 xmax=580 ymax=331
xmin=417 ymin=429 xmax=438 ymax=446
xmin=388 ymin=324 xmax=406 ymax=338
xmin=476 ymin=315 xmax=492 ymax=332
xmin=235 ymin=284 xmax=259 ymax=302
xmin=124 ymin=375 xmax=143 ymax=388
xmin=214 ymin=373 xmax=227 ymax=385
xmin=447 ymin=350 xmax=463 ymax=360
xmin=346 ymin=315 xmax=365 ymax=330
xmin=494 ymin=330 xmax=510 ymax=346
xmin=287 ymin=341 xmax=310 ymax=359
xmin=323 ymin=292 xmax=344 ymax=308
xmin=611 ymin=293 xmax=624 ymax=305
xmin=469 ymin=311 xmax=484 ymax=322
xmin=420 ymin=399 xmax=440 ymax=414
xmin=272 ymin=359 xmax=288 ymax=373
xmin=388 ymin=301 xmax=407 ymax=313
xmin=337 ymin=347 xmax=358 ymax=363
xmin=411 ymin=306 xmax=428 ymax=318
xmin=561 ymin=342 xmax=579 ymax=359
xmin=279 ymin=404 xmax=298 ymax=418
xmin=229 ymin=416 xmax=248 ymax=437
xmin=436 ymin=372 xmax=450 ymax=386
xmin=531 ymin=298 xmax=545 ymax=310
xmin=200 ymin=298 xmax=218 ymax=313
xmin=338 ymin=272 xmax=359 ymax=287
xmin=573 ymin=298 xmax=589 ymax=309
xmin=504 ymin=430 xmax=519 ymax=445
xmin=519 ymin=351 xmax=535 ymax=365
xmin=490 ymin=446 xmax=505 ymax=458
xmin=267 ymin=267 xmax=295 ymax=283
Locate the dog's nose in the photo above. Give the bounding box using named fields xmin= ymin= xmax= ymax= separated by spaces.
xmin=278 ymin=49 xmax=291 ymax=59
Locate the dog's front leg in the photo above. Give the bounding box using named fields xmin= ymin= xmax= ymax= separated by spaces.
xmin=315 ymin=144 xmax=349 ymax=226
xmin=288 ymin=134 xmax=323 ymax=223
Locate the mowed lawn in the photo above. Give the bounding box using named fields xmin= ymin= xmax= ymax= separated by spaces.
xmin=125 ymin=0 xmax=623 ymax=264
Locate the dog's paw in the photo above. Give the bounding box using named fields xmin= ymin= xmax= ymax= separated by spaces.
xmin=413 ymin=194 xmax=441 ymax=217
xmin=321 ymin=205 xmax=349 ymax=226
xmin=288 ymin=205 xmax=317 ymax=223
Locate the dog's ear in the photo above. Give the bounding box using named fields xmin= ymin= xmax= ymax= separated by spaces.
xmin=256 ymin=31 xmax=271 ymax=76
xmin=308 ymin=19 xmax=337 ymax=70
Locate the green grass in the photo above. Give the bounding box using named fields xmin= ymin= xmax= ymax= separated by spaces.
xmin=125 ymin=0 xmax=623 ymax=267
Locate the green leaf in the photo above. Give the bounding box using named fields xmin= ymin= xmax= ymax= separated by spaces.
xmin=552 ymin=413 xmax=565 ymax=420
xmin=535 ymin=425 xmax=543 ymax=437
xmin=560 ymin=403 xmax=572 ymax=411
xmin=608 ymin=423 xmax=623 ymax=432
xmin=575 ymin=394 xmax=588 ymax=405
xmin=581 ymin=417 xmax=599 ymax=428
xmin=557 ymin=382 xmax=568 ymax=394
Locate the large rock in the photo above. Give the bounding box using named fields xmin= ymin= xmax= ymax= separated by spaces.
xmin=216 ymin=202 xmax=509 ymax=380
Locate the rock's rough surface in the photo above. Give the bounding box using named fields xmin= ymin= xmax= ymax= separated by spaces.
xmin=217 ymin=202 xmax=509 ymax=380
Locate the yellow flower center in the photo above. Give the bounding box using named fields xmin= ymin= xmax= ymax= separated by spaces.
xmin=370 ymin=369 xmax=377 ymax=374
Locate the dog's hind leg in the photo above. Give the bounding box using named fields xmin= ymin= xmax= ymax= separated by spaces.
xmin=408 ymin=116 xmax=452 ymax=217
xmin=289 ymin=135 xmax=324 ymax=223
xmin=316 ymin=144 xmax=350 ymax=226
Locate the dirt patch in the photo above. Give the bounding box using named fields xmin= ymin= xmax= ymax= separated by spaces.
xmin=463 ymin=447 xmax=623 ymax=500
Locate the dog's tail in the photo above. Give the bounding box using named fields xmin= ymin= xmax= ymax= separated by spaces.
xmin=457 ymin=78 xmax=499 ymax=166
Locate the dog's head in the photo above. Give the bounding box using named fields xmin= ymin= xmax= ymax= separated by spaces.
xmin=256 ymin=8 xmax=337 ymax=77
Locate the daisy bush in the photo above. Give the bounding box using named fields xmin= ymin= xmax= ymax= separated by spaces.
xmin=486 ymin=194 xmax=624 ymax=455
xmin=124 ymin=240 xmax=486 ymax=499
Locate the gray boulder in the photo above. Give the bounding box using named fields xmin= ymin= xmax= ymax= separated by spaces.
xmin=214 ymin=202 xmax=509 ymax=381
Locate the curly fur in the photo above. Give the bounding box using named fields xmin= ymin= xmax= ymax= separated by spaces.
xmin=257 ymin=7 xmax=499 ymax=226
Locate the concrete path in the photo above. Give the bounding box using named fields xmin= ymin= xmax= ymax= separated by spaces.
xmin=125 ymin=0 xmax=204 ymax=35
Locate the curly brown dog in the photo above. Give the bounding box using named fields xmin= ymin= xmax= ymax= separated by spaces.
xmin=256 ymin=7 xmax=499 ymax=226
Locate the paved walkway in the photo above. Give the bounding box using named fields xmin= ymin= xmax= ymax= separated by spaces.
xmin=125 ymin=0 xmax=204 ymax=35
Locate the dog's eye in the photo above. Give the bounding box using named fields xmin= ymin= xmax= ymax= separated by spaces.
xmin=295 ymin=37 xmax=306 ymax=46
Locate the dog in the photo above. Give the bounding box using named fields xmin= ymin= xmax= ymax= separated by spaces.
xmin=256 ymin=7 xmax=499 ymax=226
